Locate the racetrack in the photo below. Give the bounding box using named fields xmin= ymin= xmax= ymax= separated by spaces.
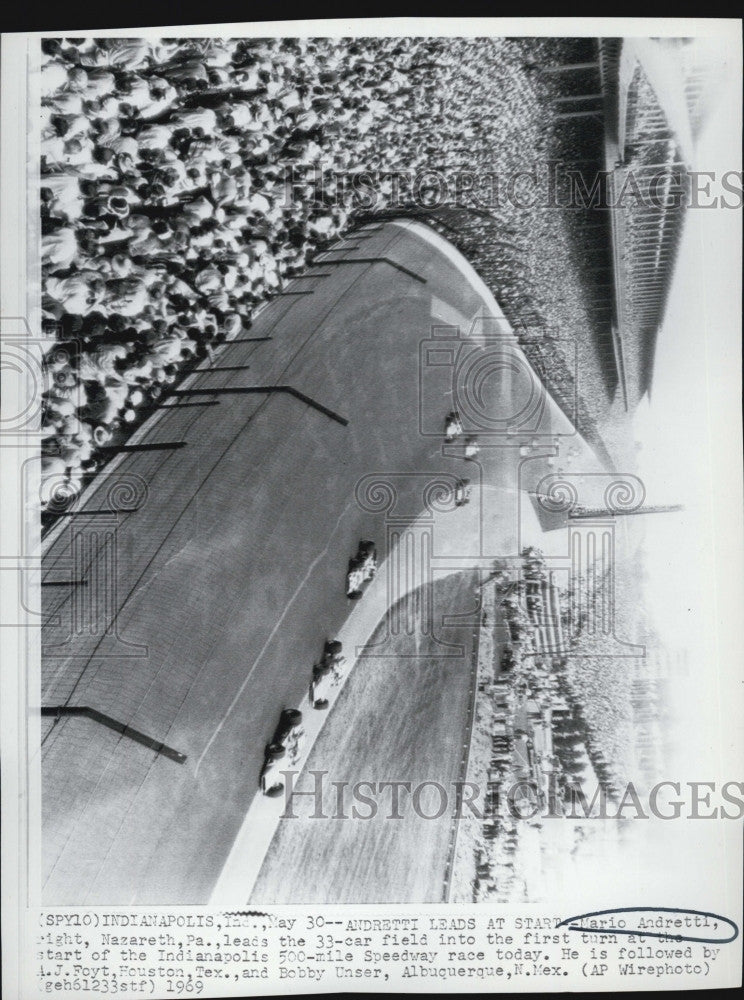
xmin=40 ymin=219 xmax=605 ymax=903
xmin=250 ymin=570 xmax=479 ymax=904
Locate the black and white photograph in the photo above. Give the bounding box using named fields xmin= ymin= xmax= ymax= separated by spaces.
xmin=1 ymin=16 xmax=742 ymax=997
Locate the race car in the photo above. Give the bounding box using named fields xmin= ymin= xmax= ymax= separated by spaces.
xmin=310 ymin=640 xmax=347 ymax=708
xmin=454 ymin=478 xmax=471 ymax=507
xmin=260 ymin=747 xmax=287 ymax=797
xmin=346 ymin=556 xmax=366 ymax=600
xmin=309 ymin=660 xmax=334 ymax=709
xmin=358 ymin=540 xmax=377 ymax=579
xmin=464 ymin=436 xmax=480 ymax=459
xmin=320 ymin=638 xmax=346 ymax=671
xmin=444 ymin=410 xmax=463 ymax=442
xmin=259 ymin=708 xmax=305 ymax=796
xmin=346 ymin=539 xmax=377 ymax=599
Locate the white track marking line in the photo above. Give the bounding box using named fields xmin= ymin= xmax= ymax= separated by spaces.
xmin=194 ymin=503 xmax=351 ymax=775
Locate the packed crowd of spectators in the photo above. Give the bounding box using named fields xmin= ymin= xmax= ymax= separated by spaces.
xmin=40 ymin=35 xmax=618 ymax=506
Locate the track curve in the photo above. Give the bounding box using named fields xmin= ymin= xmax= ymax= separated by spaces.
xmin=40 ymin=220 xmax=604 ymax=903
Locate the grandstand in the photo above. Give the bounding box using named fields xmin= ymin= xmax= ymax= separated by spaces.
xmin=598 ymin=38 xmax=723 ymax=408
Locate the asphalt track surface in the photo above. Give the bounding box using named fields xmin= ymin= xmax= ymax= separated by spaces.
xmin=248 ymin=571 xmax=483 ymax=904
xmin=40 ymin=220 xmax=602 ymax=903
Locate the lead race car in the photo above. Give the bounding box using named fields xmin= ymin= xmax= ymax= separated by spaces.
xmin=346 ymin=539 xmax=377 ymax=599
xmin=259 ymin=707 xmax=305 ymax=797
xmin=444 ymin=410 xmax=463 ymax=442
